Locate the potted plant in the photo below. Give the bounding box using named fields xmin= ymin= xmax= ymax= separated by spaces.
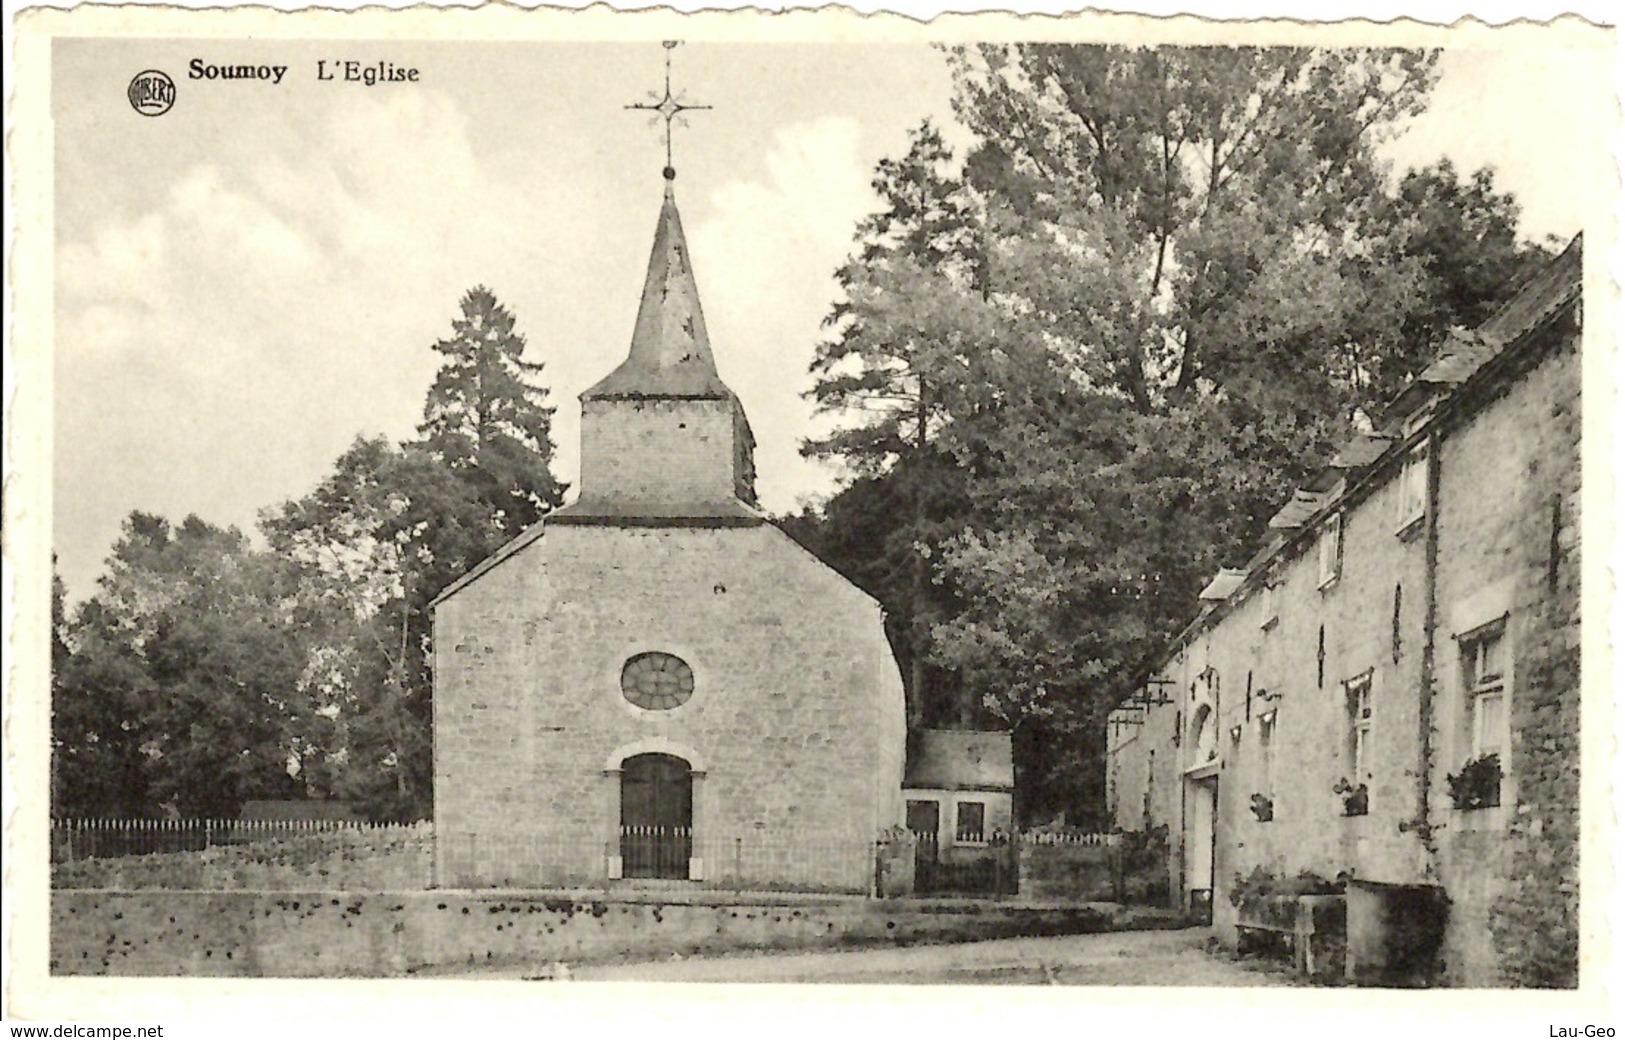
xmin=1249 ymin=793 xmax=1274 ymax=822
xmin=1334 ymin=778 xmax=1368 ymax=817
xmin=1446 ymin=753 xmax=1502 ymax=810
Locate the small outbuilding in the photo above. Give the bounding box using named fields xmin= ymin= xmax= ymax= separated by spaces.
xmin=903 ymin=729 xmax=1015 ymax=844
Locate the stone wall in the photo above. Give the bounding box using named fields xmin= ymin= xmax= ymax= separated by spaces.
xmin=1018 ymin=843 xmax=1118 ymax=902
xmin=434 ymin=522 xmax=907 ymax=892
xmin=577 ymin=397 xmax=741 ymax=506
xmin=1105 ymin=312 xmax=1581 ymax=986
xmin=51 ymin=890 xmax=1150 ymax=978
xmin=1432 ymin=327 xmax=1582 ymax=987
xmin=53 ymin=827 xmax=431 ymax=891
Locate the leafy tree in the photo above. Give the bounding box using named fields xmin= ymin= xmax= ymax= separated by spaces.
xmin=802 ymin=46 xmax=1550 ymax=823
xmin=53 ymin=514 xmax=311 ymax=818
xmin=1385 ymin=159 xmax=1556 ymax=394
xmin=52 ymin=288 xmax=565 ymax=822
xmin=261 ymin=287 xmax=565 ymax=819
xmin=420 ymin=285 xmax=566 ymax=536
xmin=928 ymin=45 xmax=1442 ymax=819
xmin=262 ymin=437 xmax=498 ymax=821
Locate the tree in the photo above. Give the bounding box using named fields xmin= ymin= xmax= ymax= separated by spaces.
xmin=804 ymin=122 xmax=993 ymax=725
xmin=262 ymin=437 xmax=497 ymax=820
xmin=926 ymin=46 xmax=1443 ymax=820
xmin=420 ymin=285 xmax=566 ymax=536
xmin=801 ymin=46 xmax=1563 ymax=823
xmin=1385 ymin=159 xmax=1556 ymax=395
xmin=52 ymin=289 xmax=566 ymax=821
xmin=53 ymin=514 xmax=311 ymax=817
xmin=257 ymin=288 xmax=566 ymax=819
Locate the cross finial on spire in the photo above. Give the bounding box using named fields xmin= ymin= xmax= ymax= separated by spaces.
xmin=625 ymin=40 xmax=711 ymax=181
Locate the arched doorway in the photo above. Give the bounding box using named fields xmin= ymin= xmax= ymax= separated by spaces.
xmin=620 ymin=753 xmax=693 ymax=879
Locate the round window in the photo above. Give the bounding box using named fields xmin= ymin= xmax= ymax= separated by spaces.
xmin=621 ymin=652 xmax=695 ymax=711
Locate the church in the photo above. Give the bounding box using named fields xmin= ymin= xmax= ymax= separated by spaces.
xmin=429 ymin=172 xmax=907 ymax=893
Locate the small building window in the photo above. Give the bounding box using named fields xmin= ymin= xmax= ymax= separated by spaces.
xmin=1318 ymin=514 xmax=1343 ymax=589
xmin=1259 ymin=581 xmax=1278 ymax=630
xmin=1463 ymin=623 xmax=1508 ymax=762
xmin=1256 ymin=712 xmax=1278 ymax=822
xmin=955 ymin=801 xmax=986 ymax=843
xmin=1345 ymin=672 xmax=1373 ymax=792
xmin=1397 ymin=447 xmax=1428 ymax=533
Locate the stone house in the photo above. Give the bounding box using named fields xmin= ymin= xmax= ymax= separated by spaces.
xmin=1105 ymin=237 xmax=1582 ymax=986
xmin=430 ymin=181 xmax=907 ymax=892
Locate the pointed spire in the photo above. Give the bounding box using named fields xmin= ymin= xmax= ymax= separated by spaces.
xmin=583 ymin=183 xmax=731 ymax=400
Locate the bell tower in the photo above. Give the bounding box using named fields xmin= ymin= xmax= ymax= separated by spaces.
xmin=553 ymin=43 xmax=757 ymax=524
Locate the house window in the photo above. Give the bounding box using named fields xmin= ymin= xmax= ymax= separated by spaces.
xmin=1259 ymin=582 xmax=1278 ymax=630
xmin=1397 ymin=447 xmax=1428 ymax=533
xmin=1463 ymin=623 xmax=1508 ymax=762
xmin=1346 ymin=672 xmax=1373 ymax=790
xmin=955 ymin=801 xmax=986 ymax=843
xmin=1317 ymin=514 xmax=1343 ymax=589
xmin=1257 ymin=712 xmax=1277 ymax=822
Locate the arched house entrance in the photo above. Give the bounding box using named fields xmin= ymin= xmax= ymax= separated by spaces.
xmin=604 ymin=739 xmax=707 ymax=881
xmin=1184 ymin=703 xmax=1220 ymax=922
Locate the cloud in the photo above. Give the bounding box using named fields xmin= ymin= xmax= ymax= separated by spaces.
xmin=53 ymin=87 xmax=528 ymax=602
xmin=167 ymin=166 xmax=318 ymax=275
xmin=692 ymin=116 xmax=876 ymax=512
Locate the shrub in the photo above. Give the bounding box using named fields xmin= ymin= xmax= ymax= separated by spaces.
xmin=1446 ymin=753 xmax=1502 ymax=811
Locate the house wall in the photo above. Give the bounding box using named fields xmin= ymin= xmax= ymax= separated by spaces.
xmin=902 ymin=788 xmax=1013 ymax=841
xmin=1430 ymin=329 xmax=1581 ymax=987
xmin=1106 ymin=316 xmax=1580 ymax=987
xmin=434 ymin=522 xmax=907 ymax=892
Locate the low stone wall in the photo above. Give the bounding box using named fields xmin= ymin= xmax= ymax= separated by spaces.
xmin=52 ymin=889 xmax=1178 ymax=977
xmin=1019 ymin=843 xmax=1119 ymax=902
xmin=53 ymin=827 xmax=432 ymax=891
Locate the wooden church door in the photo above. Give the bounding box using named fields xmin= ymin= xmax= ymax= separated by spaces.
xmin=620 ymin=753 xmax=692 ymax=879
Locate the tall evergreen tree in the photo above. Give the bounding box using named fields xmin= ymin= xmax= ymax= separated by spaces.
xmin=420 ymin=285 xmax=566 ymax=536
xmin=804 ymin=122 xmax=993 ymax=726
xmin=259 ymin=287 xmax=567 ymax=819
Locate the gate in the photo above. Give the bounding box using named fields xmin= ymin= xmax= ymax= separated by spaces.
xmin=620 ymin=753 xmax=692 ymax=879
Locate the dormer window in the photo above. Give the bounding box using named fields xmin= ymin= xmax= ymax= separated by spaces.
xmin=1397 ymin=447 xmax=1428 ymax=534
xmin=1318 ymin=513 xmax=1343 ymax=590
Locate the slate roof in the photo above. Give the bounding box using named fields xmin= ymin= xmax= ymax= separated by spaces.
xmin=905 ymin=729 xmax=1015 ymax=790
xmin=1267 ymin=489 xmax=1327 ymax=531
xmin=549 ymin=497 xmax=766 ymax=524
xmin=583 ymin=184 xmax=734 ymax=401
xmin=1479 ymin=234 xmax=1584 ymax=345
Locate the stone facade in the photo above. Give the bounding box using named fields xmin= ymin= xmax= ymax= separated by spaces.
xmin=1105 ymin=237 xmax=1582 ymax=986
xmin=433 ymin=522 xmax=906 ymax=889
xmin=432 ymin=182 xmax=906 ymax=892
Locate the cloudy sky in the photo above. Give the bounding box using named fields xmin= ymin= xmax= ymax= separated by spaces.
xmin=52 ymin=37 xmax=1612 ymax=602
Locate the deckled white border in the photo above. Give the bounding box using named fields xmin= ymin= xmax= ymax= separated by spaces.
xmin=4 ymin=2 xmax=1620 ymax=1030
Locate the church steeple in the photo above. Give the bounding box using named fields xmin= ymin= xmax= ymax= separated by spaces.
xmin=554 ymin=43 xmax=757 ymax=522
xmin=582 ymin=184 xmax=731 ymax=401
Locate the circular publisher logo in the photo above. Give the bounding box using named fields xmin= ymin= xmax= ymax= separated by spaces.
xmin=127 ymin=70 xmax=175 ymax=116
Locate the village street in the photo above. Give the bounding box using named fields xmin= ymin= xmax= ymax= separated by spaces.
xmin=507 ymin=927 xmax=1305 ymax=986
